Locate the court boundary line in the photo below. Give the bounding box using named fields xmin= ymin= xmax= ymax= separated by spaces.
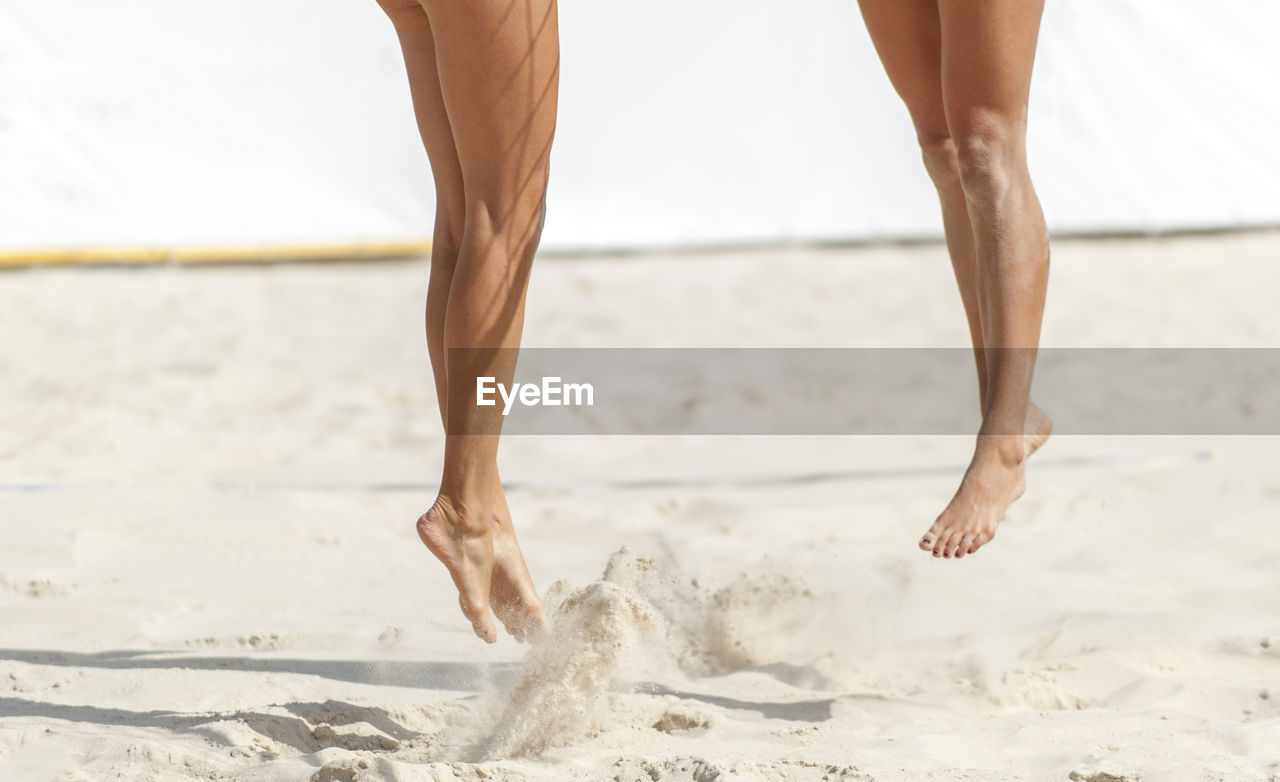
xmin=0 ymin=449 xmax=1218 ymax=493
xmin=0 ymin=241 xmax=431 ymax=269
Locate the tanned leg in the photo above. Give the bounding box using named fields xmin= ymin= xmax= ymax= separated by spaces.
xmin=921 ymin=0 xmax=1051 ymax=558
xmin=376 ymin=0 xmax=557 ymax=640
xmin=858 ymin=0 xmax=1051 ymax=559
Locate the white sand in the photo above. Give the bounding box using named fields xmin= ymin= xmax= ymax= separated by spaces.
xmin=2 ymin=232 xmax=1280 ymax=781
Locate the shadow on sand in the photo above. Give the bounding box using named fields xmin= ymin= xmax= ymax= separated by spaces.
xmin=0 ymin=648 xmax=521 ymax=758
xmin=0 ymin=647 xmax=518 ymax=690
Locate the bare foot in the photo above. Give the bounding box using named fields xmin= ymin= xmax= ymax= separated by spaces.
xmin=919 ymin=403 xmax=1053 ymax=559
xmin=416 ymin=496 xmax=498 ymax=643
xmin=489 ymin=488 xmax=551 ymax=643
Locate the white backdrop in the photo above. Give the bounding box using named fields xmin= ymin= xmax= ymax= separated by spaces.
xmin=1 ymin=1 xmax=1278 ymax=253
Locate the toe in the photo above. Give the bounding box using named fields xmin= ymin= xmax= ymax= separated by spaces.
xmin=524 ymin=609 xmax=551 ymax=644
xmin=942 ymin=531 xmax=962 ymax=559
xmin=494 ymin=608 xmax=520 ymax=642
xmin=954 ymin=533 xmax=977 ymax=559
xmin=530 ymin=611 xmax=551 ymax=643
xmin=494 ymin=594 xmax=548 ymax=644
xmin=460 ymin=596 xmax=497 ymax=644
xmin=932 ymin=531 xmax=950 ymax=558
xmin=496 ymin=613 xmax=517 ymax=641
xmin=513 ymin=590 xmax=548 ymax=642
xmin=920 ymin=521 xmax=943 ymax=552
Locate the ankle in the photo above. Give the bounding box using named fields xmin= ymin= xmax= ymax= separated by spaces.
xmin=973 ymin=434 xmax=1025 ymax=468
xmin=424 ymin=494 xmax=493 ymax=537
xmin=438 ymin=463 xmax=501 ymax=506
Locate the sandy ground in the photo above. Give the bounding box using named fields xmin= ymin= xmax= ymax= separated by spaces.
xmin=2 ymin=232 xmax=1279 ymax=782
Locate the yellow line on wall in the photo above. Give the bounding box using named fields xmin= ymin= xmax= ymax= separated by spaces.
xmin=0 ymin=241 xmax=432 ymax=269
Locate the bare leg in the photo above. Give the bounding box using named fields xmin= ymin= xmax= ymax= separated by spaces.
xmin=377 ymin=0 xmax=557 ymax=640
xmin=859 ymin=0 xmax=1051 ymax=559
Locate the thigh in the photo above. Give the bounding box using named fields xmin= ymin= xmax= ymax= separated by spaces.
xmin=857 ymin=0 xmax=949 ymax=139
xmin=379 ymin=0 xmax=466 ymax=227
xmin=937 ymin=0 xmax=1044 ymax=136
xmin=420 ymin=0 xmax=559 ymax=215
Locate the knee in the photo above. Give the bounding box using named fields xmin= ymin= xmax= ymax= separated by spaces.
xmin=426 ymin=198 xmax=466 ymax=279
xmin=433 ymin=207 xmax=465 ymax=260
xmin=952 ymin=119 xmax=1024 ymax=205
xmin=464 ymin=192 xmax=548 ymax=267
xmin=917 ymin=132 xmax=960 ymax=188
xmin=465 ymin=168 xmax=550 ymax=263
